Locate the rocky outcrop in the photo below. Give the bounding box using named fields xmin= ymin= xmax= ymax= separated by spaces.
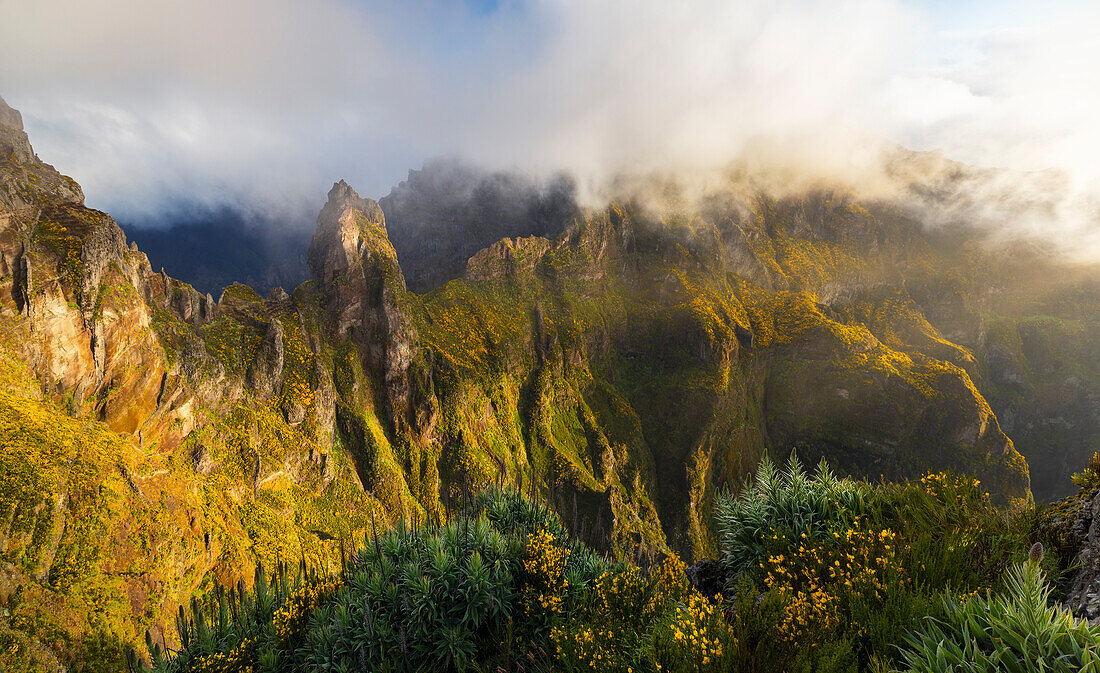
xmin=308 ymin=180 xmax=420 ymax=433
xmin=0 ymin=95 xmax=33 ymax=164
xmin=13 ymin=244 xmax=30 ymax=314
xmin=465 ymin=236 xmax=553 ymax=281
xmin=0 ymin=129 xmax=172 ymax=425
xmin=685 ymin=558 xmax=727 ymax=600
xmin=246 ymin=318 xmax=284 ymax=401
xmin=1041 ymin=482 xmax=1100 ymax=622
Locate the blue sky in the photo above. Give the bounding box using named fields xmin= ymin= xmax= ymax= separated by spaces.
xmin=465 ymin=0 xmax=500 ymax=15
xmin=459 ymin=0 xmax=1038 ymax=32
xmin=923 ymin=0 xmax=1085 ymax=33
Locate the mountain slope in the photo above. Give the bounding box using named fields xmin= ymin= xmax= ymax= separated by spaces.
xmin=0 ymin=96 xmax=1055 ymax=667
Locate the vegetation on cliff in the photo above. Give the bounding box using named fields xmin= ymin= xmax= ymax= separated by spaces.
xmin=8 ymin=95 xmax=1100 ymax=669
xmin=129 ymin=465 xmax=1077 ymax=673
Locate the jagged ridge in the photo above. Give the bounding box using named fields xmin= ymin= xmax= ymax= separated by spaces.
xmin=0 ymin=97 xmax=1070 ymax=668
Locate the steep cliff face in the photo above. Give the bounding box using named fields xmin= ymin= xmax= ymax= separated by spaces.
xmin=0 ymin=99 xmax=1045 ymax=667
xmin=910 ymin=252 xmax=1100 ymax=500
xmin=308 ymin=180 xmax=422 ymax=436
xmin=0 ymin=102 xmax=389 ymax=668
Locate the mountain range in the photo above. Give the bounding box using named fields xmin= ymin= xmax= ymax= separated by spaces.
xmin=2 ymin=93 xmax=1099 ymax=667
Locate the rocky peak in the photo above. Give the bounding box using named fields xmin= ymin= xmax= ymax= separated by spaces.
xmin=307 ymin=179 xmax=420 ymax=433
xmin=327 ymin=179 xmax=369 ymax=211
xmin=0 ymin=95 xmax=24 ymax=131
xmin=0 ymin=95 xmax=34 ymax=164
xmin=308 ymin=180 xmax=390 ymax=285
xmin=0 ymin=98 xmax=83 ymax=207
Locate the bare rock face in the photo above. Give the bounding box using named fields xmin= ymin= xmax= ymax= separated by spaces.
xmin=246 ymin=318 xmax=285 ymax=401
xmin=0 ymin=98 xmax=192 ymax=436
xmin=1045 ymin=486 xmax=1100 ymax=623
xmin=308 ymin=180 xmax=419 ymax=432
xmin=308 ymin=180 xmax=382 ymax=287
xmin=13 ymin=245 xmax=30 ymax=314
xmin=76 ymin=208 xmax=133 ymax=306
xmin=0 ymin=95 xmax=22 ymax=129
xmin=0 ymin=95 xmax=33 ymax=164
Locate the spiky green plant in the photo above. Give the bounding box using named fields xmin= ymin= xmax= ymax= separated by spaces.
xmin=475 ymin=487 xmax=568 ymax=539
xmin=715 ymin=454 xmax=869 ymax=586
xmin=150 ymin=560 xmax=317 ymax=673
xmin=300 ymin=515 xmax=516 ymax=672
xmin=474 ymin=486 xmax=616 ymax=592
xmin=897 ymin=561 xmax=1100 ymax=672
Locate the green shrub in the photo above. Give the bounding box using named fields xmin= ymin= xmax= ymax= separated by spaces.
xmin=301 ymin=516 xmax=516 ymax=672
xmin=866 ymin=474 xmax=1037 ymax=597
xmin=474 ymin=487 xmax=567 ymax=538
xmin=152 ymin=561 xmax=321 ymax=673
xmin=474 ymin=487 xmax=616 ymax=594
xmin=897 ymin=561 xmax=1100 ymax=672
xmin=1070 ymin=451 xmax=1100 ymax=490
xmin=715 ymin=455 xmax=870 ymax=586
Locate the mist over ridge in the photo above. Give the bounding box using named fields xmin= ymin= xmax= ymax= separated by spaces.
xmin=115 ymin=145 xmax=1099 ymax=301
xmin=2 ymin=0 xmax=1099 ymax=257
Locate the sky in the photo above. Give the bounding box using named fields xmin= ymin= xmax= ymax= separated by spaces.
xmin=1 ymin=0 xmax=1098 ymax=231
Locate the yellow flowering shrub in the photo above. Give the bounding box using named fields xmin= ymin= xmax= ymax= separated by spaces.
xmin=653 ymin=590 xmax=733 ymax=671
xmin=551 ymin=624 xmax=624 ymax=672
xmin=189 ymin=638 xmax=255 ymax=673
xmin=1070 ymin=452 xmax=1100 ymax=490
xmin=275 ymin=313 xmax=316 ymax=414
xmin=549 ymin=555 xmax=736 ymax=672
xmin=272 ymin=577 xmax=339 ymax=646
xmin=761 ymin=523 xmax=905 ymax=643
xmin=652 ymin=556 xmax=691 ymax=602
xmin=520 ymin=528 xmax=570 ymax=627
xmin=590 ymin=567 xmax=661 ymax=626
xmin=920 ymin=471 xmax=987 ymax=509
xmin=551 ymin=568 xmax=657 ymax=671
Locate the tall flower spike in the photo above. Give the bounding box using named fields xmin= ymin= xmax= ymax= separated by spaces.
xmin=1029 ymin=541 xmax=1044 ymax=562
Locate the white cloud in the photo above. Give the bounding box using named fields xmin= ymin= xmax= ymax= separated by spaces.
xmin=0 ymin=0 xmax=1098 ymax=241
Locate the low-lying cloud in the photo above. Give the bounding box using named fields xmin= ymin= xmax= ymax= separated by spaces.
xmin=1 ymin=0 xmax=1098 ymax=245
